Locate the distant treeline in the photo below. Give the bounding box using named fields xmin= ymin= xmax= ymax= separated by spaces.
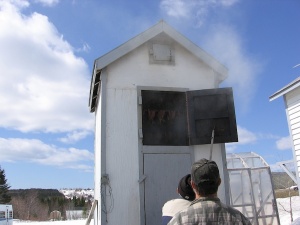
xmin=271 ymin=172 xmax=297 ymax=190
xmin=8 ymin=188 xmax=92 ymax=221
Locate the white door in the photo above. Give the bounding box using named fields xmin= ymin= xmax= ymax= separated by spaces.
xmin=144 ymin=153 xmax=192 ymax=225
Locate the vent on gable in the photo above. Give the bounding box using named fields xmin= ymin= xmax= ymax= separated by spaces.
xmin=149 ymin=43 xmax=174 ymax=65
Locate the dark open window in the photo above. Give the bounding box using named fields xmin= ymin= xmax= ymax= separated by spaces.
xmin=142 ymin=90 xmax=188 ymax=146
xmin=141 ymin=88 xmax=238 ymax=146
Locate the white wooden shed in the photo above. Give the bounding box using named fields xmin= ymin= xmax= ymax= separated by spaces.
xmin=269 ymin=77 xmax=300 ymax=192
xmin=89 ymin=20 xmax=238 ymax=225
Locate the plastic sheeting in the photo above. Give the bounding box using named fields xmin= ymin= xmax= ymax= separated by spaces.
xmin=227 ymin=152 xmax=280 ymax=225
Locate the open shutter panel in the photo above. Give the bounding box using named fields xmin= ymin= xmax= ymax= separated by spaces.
xmin=186 ymin=88 xmax=238 ymax=145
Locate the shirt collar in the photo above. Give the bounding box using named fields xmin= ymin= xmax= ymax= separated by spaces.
xmin=190 ymin=196 xmax=220 ymax=205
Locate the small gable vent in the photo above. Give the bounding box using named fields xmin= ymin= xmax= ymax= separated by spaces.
xmin=149 ymin=43 xmax=174 ymax=65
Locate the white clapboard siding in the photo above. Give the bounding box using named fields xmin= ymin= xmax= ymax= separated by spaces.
xmin=291 ymin=123 xmax=300 ymax=131
xmin=271 ymin=77 xmax=300 ymax=190
xmin=291 ymin=127 xmax=300 ymax=135
xmin=287 ymin=94 xmax=300 ymax=183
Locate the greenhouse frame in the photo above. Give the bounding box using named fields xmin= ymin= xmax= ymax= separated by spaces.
xmin=227 ymin=152 xmax=280 ymax=225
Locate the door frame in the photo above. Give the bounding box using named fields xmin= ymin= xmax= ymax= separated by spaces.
xmin=137 ymin=86 xmax=194 ymax=225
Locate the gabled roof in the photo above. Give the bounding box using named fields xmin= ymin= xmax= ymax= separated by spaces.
xmin=89 ymin=20 xmax=228 ymax=112
xmin=93 ymin=20 xmax=228 ymax=76
xmin=269 ymin=77 xmax=300 ymax=101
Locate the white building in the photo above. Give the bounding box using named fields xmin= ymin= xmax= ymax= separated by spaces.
xmin=270 ymin=77 xmax=300 ymax=191
xmin=0 ymin=204 xmax=13 ymax=225
xmin=89 ymin=20 xmax=238 ymax=225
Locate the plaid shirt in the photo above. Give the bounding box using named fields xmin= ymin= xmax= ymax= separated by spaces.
xmin=168 ymin=197 xmax=251 ymax=225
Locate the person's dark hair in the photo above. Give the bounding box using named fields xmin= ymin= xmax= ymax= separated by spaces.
xmin=191 ymin=158 xmax=220 ymax=196
xmin=178 ymin=174 xmax=195 ymax=201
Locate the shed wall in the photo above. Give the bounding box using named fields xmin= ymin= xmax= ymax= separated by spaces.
xmin=94 ymin=73 xmax=106 ymax=225
xmin=106 ymin=43 xmax=216 ymax=90
xmin=194 ymin=144 xmax=228 ymax=202
xmin=94 ymin=39 xmax=227 ymax=225
xmin=105 ymin=88 xmax=140 ymax=225
xmin=285 ymin=87 xmax=300 ymax=188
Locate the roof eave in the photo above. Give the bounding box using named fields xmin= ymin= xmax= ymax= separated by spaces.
xmin=94 ymin=20 xmax=228 ymax=78
xmin=269 ymin=77 xmax=300 ymax=101
xmin=89 ymin=20 xmax=229 ymax=112
xmin=94 ymin=21 xmax=164 ymax=71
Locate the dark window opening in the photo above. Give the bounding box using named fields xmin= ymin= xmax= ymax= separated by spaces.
xmin=141 ymin=88 xmax=238 ymax=146
xmin=142 ymin=90 xmax=188 ymax=146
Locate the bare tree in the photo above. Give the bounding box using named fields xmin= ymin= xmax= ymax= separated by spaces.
xmin=276 ymin=179 xmax=295 ymax=223
xmin=273 ymin=161 xmax=298 ymax=223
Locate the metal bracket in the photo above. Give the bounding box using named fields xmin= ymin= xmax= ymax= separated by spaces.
xmin=101 ymin=174 xmax=109 ymax=185
xmin=138 ymin=175 xmax=147 ymax=183
xmin=138 ymin=128 xmax=143 ymax=138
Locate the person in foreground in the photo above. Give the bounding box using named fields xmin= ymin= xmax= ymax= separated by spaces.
xmin=168 ymin=158 xmax=252 ymax=225
xmin=162 ymin=174 xmax=195 ymax=225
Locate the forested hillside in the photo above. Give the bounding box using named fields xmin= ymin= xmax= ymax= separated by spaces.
xmin=9 ymin=189 xmax=92 ymax=221
xmin=272 ymin=172 xmax=297 ymax=190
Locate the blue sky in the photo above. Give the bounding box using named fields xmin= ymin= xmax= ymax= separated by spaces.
xmin=0 ymin=0 xmax=299 ymax=189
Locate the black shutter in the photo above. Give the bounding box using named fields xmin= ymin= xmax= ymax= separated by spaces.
xmin=186 ymin=88 xmax=238 ymax=145
xmin=141 ymin=90 xmax=188 ymax=146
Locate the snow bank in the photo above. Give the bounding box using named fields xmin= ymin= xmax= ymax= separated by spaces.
xmin=277 ymin=196 xmax=300 ymax=225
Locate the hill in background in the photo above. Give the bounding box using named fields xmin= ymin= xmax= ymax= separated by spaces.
xmin=272 ymin=172 xmax=297 ymax=190
xmin=9 ymin=188 xmax=93 ymax=221
xmin=6 ymin=172 xmax=297 ymax=221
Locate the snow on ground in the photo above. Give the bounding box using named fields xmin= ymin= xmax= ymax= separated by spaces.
xmin=14 ymin=219 xmax=90 ymax=225
xmin=277 ymin=196 xmax=300 ymax=225
xmin=13 ymin=196 xmax=300 ymax=225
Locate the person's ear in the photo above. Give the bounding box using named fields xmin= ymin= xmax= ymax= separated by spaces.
xmin=218 ymin=177 xmax=221 ymax=186
xmin=191 ymin=180 xmax=197 ymax=189
xmin=191 ymin=180 xmax=199 ymax=195
xmin=191 ymin=180 xmax=197 ymax=191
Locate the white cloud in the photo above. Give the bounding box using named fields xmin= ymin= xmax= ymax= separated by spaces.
xmin=0 ymin=0 xmax=29 ymax=10
xmin=276 ymin=136 xmax=292 ymax=150
xmin=226 ymin=126 xmax=292 ymax=155
xmin=160 ymin=0 xmax=239 ymax=26
xmin=226 ymin=125 xmax=257 ymax=152
xmin=161 ymin=0 xmax=260 ymax=111
xmin=202 ymin=25 xmax=262 ymax=112
xmin=0 ymin=1 xmax=94 ymax=133
xmin=237 ymin=125 xmax=257 ymax=144
xmin=34 ymin=0 xmax=59 ymax=7
xmin=160 ymin=0 xmax=191 ymax=18
xmin=269 ymin=163 xmax=284 ymax=172
xmin=0 ymin=138 xmax=93 ymax=171
xmin=59 ymin=130 xmax=91 ymax=144
xmin=75 ymin=42 xmax=91 ymax=53
xmin=225 ymin=144 xmax=236 ymax=153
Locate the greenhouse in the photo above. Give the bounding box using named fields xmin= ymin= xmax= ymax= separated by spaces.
xmin=227 ymin=152 xmax=280 ymax=225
